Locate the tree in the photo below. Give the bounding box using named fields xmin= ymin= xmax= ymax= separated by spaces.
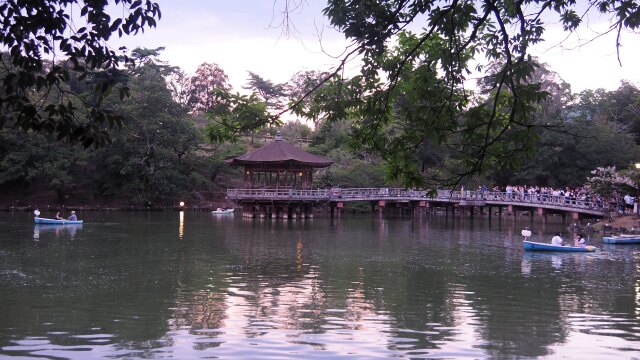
xmin=240 ymin=0 xmax=640 ymax=188
xmin=244 ymin=72 xmax=287 ymax=111
xmin=585 ymin=166 xmax=635 ymax=216
xmin=204 ymin=91 xmax=275 ymax=144
xmin=0 ymin=129 xmax=90 ymax=202
xmin=187 ymin=63 xmax=231 ymax=113
xmin=286 ymin=70 xmax=333 ymax=128
xmin=573 ymin=82 xmax=640 ymax=142
xmin=93 ymin=49 xmax=206 ymax=205
xmin=0 ymin=0 xmax=161 ymax=147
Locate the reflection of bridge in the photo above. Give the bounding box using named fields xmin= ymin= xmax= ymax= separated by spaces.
xmin=227 ymin=188 xmax=607 ymax=220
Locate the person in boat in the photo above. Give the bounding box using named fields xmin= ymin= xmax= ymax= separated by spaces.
xmin=577 ymin=234 xmax=586 ymax=247
xmin=574 ymin=234 xmax=581 ymax=246
xmin=68 ymin=211 xmax=77 ymax=221
xmin=551 ymin=233 xmax=564 ymax=246
xmin=216 ymin=207 xmax=222 ymax=212
xmin=55 ymin=211 xmax=63 ymax=220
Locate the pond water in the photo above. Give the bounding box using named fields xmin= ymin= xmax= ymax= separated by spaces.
xmin=0 ymin=211 xmax=639 ymax=359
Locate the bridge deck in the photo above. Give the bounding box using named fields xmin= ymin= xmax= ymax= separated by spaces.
xmin=227 ymin=188 xmax=607 ymax=217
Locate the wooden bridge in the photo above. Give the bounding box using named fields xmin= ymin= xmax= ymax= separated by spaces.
xmin=227 ymin=188 xmax=607 ymax=220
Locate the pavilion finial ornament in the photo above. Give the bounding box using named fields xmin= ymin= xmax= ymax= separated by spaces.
xmin=274 ymin=131 xmax=283 ymax=141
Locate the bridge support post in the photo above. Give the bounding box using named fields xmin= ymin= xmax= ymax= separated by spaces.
xmin=572 ymin=212 xmax=580 ymax=221
xmin=259 ymin=205 xmax=266 ymax=219
xmin=378 ymin=200 xmax=386 ymax=218
xmin=418 ymin=201 xmax=426 ymax=217
xmin=243 ymin=204 xmax=254 ymax=218
xmin=337 ymin=202 xmax=344 ymax=218
xmin=508 ymin=205 xmax=514 ymax=217
xmin=538 ymin=207 xmax=547 ymax=223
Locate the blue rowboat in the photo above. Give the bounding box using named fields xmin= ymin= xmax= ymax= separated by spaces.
xmin=602 ymin=235 xmax=640 ymax=244
xmin=523 ymin=240 xmax=596 ymax=252
xmin=34 ymin=217 xmax=83 ymax=225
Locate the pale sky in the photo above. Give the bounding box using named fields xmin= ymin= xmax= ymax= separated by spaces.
xmin=112 ymin=1 xmax=640 ymax=94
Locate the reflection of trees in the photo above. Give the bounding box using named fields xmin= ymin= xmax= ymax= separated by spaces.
xmin=558 ymin=252 xmax=640 ymax=339
xmin=467 ymin=273 xmax=566 ymax=358
xmin=216 ymin=217 xmax=460 ymax=352
xmin=469 ymin=249 xmax=640 ymax=357
xmin=1 ymin=224 xmax=178 ymax=348
xmin=169 ymin=216 xmax=640 ymax=356
xmin=4 ymin=214 xmax=640 ymax=358
xmin=1 ymin=213 xmax=235 ymax=355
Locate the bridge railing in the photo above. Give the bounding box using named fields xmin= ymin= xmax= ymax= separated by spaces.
xmin=226 ymin=188 xmax=332 ymax=200
xmin=227 ymin=188 xmax=606 ymax=212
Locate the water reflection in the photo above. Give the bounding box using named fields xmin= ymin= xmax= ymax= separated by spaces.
xmin=179 ymin=211 xmax=184 ymax=239
xmin=637 ymin=279 xmax=640 ymax=318
xmin=1 ymin=213 xmax=639 ymax=359
xmin=33 ymin=223 xmax=83 ymax=240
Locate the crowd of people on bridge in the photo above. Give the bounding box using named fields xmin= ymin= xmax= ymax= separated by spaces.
xmin=496 ymin=185 xmax=590 ymax=200
xmin=474 ymin=184 xmax=636 ymax=212
xmin=468 ymin=184 xmax=606 ymax=208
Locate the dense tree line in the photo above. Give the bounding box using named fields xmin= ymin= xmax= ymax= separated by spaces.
xmin=2 ymin=1 xmax=640 ymax=206
xmin=1 ymin=45 xmax=639 ymax=207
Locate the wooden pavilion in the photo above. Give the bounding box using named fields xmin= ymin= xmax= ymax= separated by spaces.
xmin=225 ymin=133 xmax=332 ymax=218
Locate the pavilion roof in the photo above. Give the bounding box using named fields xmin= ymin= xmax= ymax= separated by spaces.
xmin=225 ymin=138 xmax=333 ymax=168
